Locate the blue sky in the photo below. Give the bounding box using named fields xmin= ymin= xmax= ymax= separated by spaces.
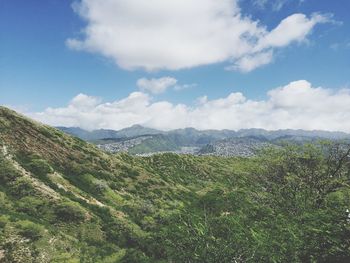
xmin=1 ymin=0 xmax=350 ymax=131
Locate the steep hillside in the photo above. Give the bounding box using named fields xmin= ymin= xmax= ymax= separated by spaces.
xmin=1 ymin=106 xmax=350 ymax=262
xmin=0 ymin=107 xmax=254 ymax=262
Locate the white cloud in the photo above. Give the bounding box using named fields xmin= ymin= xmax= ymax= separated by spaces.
xmin=27 ymin=80 xmax=350 ymax=132
xmin=70 ymin=93 xmax=101 ymax=108
xmin=229 ymin=50 xmax=273 ymax=72
xmin=229 ymin=13 xmax=331 ymax=72
xmin=256 ymin=14 xmax=329 ymax=50
xmin=136 ymin=77 xmax=196 ymax=93
xmin=137 ymin=77 xmax=177 ymax=94
xmin=173 ymin=83 xmax=197 ymax=91
xmin=66 ymin=0 xmax=330 ymax=72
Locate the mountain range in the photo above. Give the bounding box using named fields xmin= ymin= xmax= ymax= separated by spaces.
xmin=58 ymin=125 xmax=350 ymax=156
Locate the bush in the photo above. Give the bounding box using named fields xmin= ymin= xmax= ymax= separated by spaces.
xmin=51 ymin=253 xmax=80 ymax=263
xmin=28 ymin=158 xmax=53 ymax=177
xmin=120 ymin=166 xmax=140 ymax=178
xmin=0 ymin=215 xmax=10 ymax=229
xmin=78 ymin=173 xmax=109 ymax=195
xmin=9 ymin=177 xmax=36 ymax=198
xmin=16 ymin=196 xmax=48 ymax=217
xmin=120 ymin=248 xmax=150 ymax=263
xmin=0 ymin=158 xmax=20 ymax=184
xmin=0 ymin=191 xmax=11 ymax=210
xmin=78 ymin=223 xmax=104 ymax=245
xmin=16 ymin=220 xmax=45 ymax=241
xmin=55 ymin=201 xmax=86 ymax=222
xmin=100 ymin=250 xmax=127 ymax=263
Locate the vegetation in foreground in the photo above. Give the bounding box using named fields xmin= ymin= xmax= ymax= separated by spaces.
xmin=0 ymin=106 xmax=350 ymax=262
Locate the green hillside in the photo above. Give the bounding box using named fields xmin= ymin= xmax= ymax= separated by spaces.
xmin=128 ymin=135 xmax=179 ymax=154
xmin=0 ymin=106 xmax=350 ymax=262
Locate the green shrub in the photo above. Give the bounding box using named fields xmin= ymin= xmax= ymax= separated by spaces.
xmin=78 ymin=223 xmax=104 ymax=245
xmin=100 ymin=250 xmax=127 ymax=263
xmin=120 ymin=166 xmax=140 ymax=178
xmin=0 ymin=215 xmax=10 ymax=229
xmin=120 ymin=248 xmax=150 ymax=263
xmin=9 ymin=177 xmax=36 ymax=197
xmin=0 ymin=158 xmax=20 ymax=184
xmin=77 ymin=173 xmax=108 ymax=195
xmin=0 ymin=191 xmax=11 ymax=210
xmin=28 ymin=158 xmax=53 ymax=177
xmin=16 ymin=196 xmax=49 ymax=217
xmin=51 ymin=253 xmax=80 ymax=263
xmin=55 ymin=201 xmax=86 ymax=222
xmin=16 ymin=220 xmax=45 ymax=241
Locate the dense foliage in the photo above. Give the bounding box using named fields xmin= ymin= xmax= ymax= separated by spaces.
xmin=0 ymin=106 xmax=350 ymax=262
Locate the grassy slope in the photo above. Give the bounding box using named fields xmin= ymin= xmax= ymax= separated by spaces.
xmin=128 ymin=135 xmax=179 ymax=154
xmin=0 ymin=107 xmax=251 ymax=262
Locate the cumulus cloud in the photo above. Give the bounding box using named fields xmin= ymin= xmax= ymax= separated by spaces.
xmin=256 ymin=14 xmax=329 ymax=50
xmin=70 ymin=93 xmax=101 ymax=108
xmin=66 ymin=0 xmax=330 ymax=72
xmin=27 ymin=80 xmax=350 ymax=132
xmin=137 ymin=77 xmax=177 ymax=94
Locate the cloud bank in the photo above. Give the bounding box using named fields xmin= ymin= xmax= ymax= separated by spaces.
xmin=67 ymin=0 xmax=329 ymax=72
xmin=28 ymin=80 xmax=350 ymax=132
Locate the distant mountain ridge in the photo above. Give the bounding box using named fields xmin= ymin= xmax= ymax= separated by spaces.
xmin=58 ymin=125 xmax=350 ymax=141
xmin=57 ymin=124 xmax=162 ymax=141
xmin=57 ymin=125 xmax=350 ymax=156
